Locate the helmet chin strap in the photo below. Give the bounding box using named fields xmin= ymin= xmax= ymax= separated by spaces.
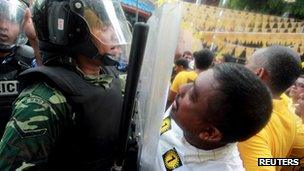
xmin=100 ymin=53 xmax=119 ymax=66
xmin=88 ymin=34 xmax=119 ymax=66
xmin=0 ymin=43 xmax=16 ymax=53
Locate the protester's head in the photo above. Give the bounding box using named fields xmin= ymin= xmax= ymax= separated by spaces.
xmin=0 ymin=0 xmax=28 ymax=53
xmin=223 ymin=54 xmax=237 ymax=63
xmin=290 ymin=75 xmax=304 ymax=103
xmin=174 ymin=58 xmax=189 ymax=74
xmin=171 ymin=63 xmax=272 ymax=148
xmin=246 ymin=45 xmax=301 ymax=97
xmin=182 ymin=51 xmax=193 ymax=62
xmin=31 ymin=0 xmax=131 ymax=64
xmin=193 ymin=49 xmax=214 ymax=71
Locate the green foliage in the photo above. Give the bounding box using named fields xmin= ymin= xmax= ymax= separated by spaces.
xmin=226 ymin=0 xmax=304 ymax=20
xmin=289 ymin=0 xmax=304 ymax=19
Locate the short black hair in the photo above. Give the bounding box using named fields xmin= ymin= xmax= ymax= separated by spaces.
xmin=254 ymin=45 xmax=301 ymax=95
xmin=193 ymin=49 xmax=214 ymax=70
xmin=182 ymin=51 xmax=192 ymax=57
xmin=223 ymin=54 xmax=237 ymax=63
xmin=174 ymin=58 xmax=189 ymax=69
xmin=208 ymin=63 xmax=272 ymax=143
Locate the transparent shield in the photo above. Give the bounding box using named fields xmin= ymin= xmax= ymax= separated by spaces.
xmin=0 ymin=0 xmax=28 ymax=47
xmin=108 ymin=43 xmax=131 ymax=67
xmin=137 ymin=0 xmax=303 ymax=170
xmin=70 ymin=0 xmax=132 ymax=46
xmin=137 ymin=2 xmax=183 ymax=171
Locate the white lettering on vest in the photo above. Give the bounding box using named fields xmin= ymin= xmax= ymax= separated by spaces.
xmin=0 ymin=80 xmax=19 ymax=96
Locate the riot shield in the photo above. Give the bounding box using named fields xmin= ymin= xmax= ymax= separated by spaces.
xmin=137 ymin=0 xmax=303 ymax=170
xmin=136 ymin=3 xmax=183 ymax=171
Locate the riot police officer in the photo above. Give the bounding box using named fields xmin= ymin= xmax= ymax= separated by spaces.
xmin=0 ymin=0 xmax=35 ymax=136
xmin=0 ymin=0 xmax=132 ymax=170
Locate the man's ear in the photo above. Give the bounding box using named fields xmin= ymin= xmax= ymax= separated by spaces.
xmin=255 ymin=68 xmax=269 ymax=81
xmin=198 ymin=125 xmax=222 ymax=143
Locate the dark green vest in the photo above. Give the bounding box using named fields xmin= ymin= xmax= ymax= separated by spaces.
xmin=19 ymin=65 xmax=123 ymax=170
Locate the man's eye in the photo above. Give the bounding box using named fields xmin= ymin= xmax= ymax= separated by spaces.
xmin=189 ymin=95 xmax=195 ymax=102
xmin=188 ymin=89 xmax=196 ymax=102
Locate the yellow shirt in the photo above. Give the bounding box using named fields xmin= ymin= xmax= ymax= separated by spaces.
xmin=282 ymin=94 xmax=304 ymax=171
xmin=170 ymin=71 xmax=198 ymax=93
xmin=238 ymin=94 xmax=304 ymax=171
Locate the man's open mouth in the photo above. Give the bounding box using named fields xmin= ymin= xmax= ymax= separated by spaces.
xmin=0 ymin=33 xmax=9 ymax=41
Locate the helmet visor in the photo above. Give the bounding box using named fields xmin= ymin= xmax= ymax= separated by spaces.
xmin=0 ymin=0 xmax=27 ymax=46
xmin=71 ymin=0 xmax=132 ymax=46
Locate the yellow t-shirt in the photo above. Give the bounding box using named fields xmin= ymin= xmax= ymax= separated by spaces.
xmin=238 ymin=94 xmax=304 ymax=171
xmin=282 ymin=94 xmax=304 ymax=171
xmin=170 ymin=71 xmax=198 ymax=93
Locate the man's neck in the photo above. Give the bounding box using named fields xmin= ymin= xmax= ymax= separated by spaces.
xmin=76 ymin=55 xmax=102 ymax=76
xmin=195 ymin=68 xmax=205 ymax=74
xmin=184 ymin=133 xmax=226 ymax=151
xmin=272 ymin=93 xmax=281 ymax=100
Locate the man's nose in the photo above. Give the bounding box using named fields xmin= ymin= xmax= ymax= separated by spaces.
xmin=0 ymin=21 xmax=8 ymax=31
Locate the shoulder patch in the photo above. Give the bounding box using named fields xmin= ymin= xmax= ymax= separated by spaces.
xmin=25 ymin=97 xmax=46 ymax=106
xmin=162 ymin=148 xmax=183 ymax=171
xmin=160 ymin=116 xmax=171 ymax=135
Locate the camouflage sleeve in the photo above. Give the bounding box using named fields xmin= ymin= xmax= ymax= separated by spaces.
xmin=0 ymin=82 xmax=69 ymax=170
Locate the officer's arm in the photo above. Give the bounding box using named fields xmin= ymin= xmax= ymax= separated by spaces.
xmin=0 ymin=85 xmax=68 ymax=170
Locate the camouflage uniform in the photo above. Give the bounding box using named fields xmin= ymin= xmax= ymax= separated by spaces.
xmin=0 ymin=72 xmax=116 ymax=170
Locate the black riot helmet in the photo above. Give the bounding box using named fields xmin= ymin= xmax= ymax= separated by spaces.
xmin=0 ymin=0 xmax=28 ymax=52
xmin=31 ymin=0 xmax=132 ymax=63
